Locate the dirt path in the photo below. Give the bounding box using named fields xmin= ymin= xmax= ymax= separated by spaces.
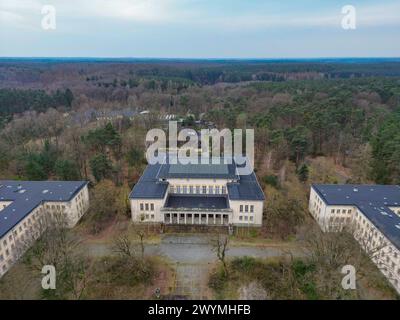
xmin=83 ymin=234 xmax=304 ymax=299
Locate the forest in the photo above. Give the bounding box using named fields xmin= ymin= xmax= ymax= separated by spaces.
xmin=1 ymin=59 xmax=400 ymax=299
xmin=0 ymin=59 xmax=399 ymax=236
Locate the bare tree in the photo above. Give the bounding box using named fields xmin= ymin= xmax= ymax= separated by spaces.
xmin=112 ymin=233 xmax=134 ymax=258
xmin=137 ymin=230 xmax=146 ymax=260
xmin=212 ymin=234 xmax=229 ymax=276
xmin=22 ymin=211 xmax=89 ymax=299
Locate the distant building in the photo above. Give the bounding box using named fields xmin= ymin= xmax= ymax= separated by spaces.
xmin=309 ymin=184 xmax=400 ymax=294
xmin=0 ymin=181 xmax=89 ymax=278
xmin=129 ymin=157 xmax=265 ymax=227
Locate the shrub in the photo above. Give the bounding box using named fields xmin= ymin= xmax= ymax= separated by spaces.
xmin=262 ymin=175 xmax=279 ymax=188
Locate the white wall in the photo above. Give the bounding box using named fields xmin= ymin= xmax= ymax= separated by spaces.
xmin=229 ymin=199 xmax=263 ymax=226
xmin=0 ymin=201 xmax=12 ymax=211
xmin=130 ymin=188 xmax=169 ymax=223
xmin=0 ymin=184 xmax=90 ymax=278
xmin=309 ymin=186 xmax=400 ymax=294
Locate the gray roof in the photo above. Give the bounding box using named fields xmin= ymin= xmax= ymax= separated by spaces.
xmin=228 ymin=172 xmax=266 ymax=201
xmin=156 ymin=159 xmax=238 ymax=180
xmin=312 ymin=184 xmax=400 ymax=250
xmin=0 ymin=180 xmax=88 ymax=239
xmin=129 ymin=157 xmax=265 ymax=201
xmin=165 ymin=195 xmax=229 ymax=210
xmin=129 ymin=163 xmax=169 ymax=199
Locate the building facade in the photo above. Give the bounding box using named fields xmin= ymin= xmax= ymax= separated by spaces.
xmin=0 ymin=181 xmax=89 ymax=278
xmin=130 ymin=158 xmax=265 ymax=227
xmin=309 ymin=184 xmax=400 ymax=294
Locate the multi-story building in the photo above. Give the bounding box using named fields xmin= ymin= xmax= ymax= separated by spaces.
xmin=129 ymin=157 xmax=265 ymax=227
xmin=309 ymin=184 xmax=400 ymax=294
xmin=0 ymin=180 xmax=89 ymax=278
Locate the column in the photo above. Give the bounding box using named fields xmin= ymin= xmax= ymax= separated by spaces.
xmin=170 ymin=214 xmax=172 ymax=224
xmin=206 ymin=214 xmax=209 ymax=225
xmin=184 ymin=214 xmax=187 ymax=225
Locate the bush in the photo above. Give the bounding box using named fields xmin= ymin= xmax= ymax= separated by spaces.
xmin=231 ymin=257 xmax=258 ymax=273
xmin=208 ymin=268 xmax=228 ymax=292
xmin=262 ymin=175 xmax=279 ymax=188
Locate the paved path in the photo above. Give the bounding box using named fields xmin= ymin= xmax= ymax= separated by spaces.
xmin=84 ymin=234 xmax=303 ymax=299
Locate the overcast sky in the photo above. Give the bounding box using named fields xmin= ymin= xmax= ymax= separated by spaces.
xmin=0 ymin=0 xmax=399 ymax=58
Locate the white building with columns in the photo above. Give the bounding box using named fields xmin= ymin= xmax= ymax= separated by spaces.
xmin=0 ymin=180 xmax=89 ymax=278
xmin=309 ymin=184 xmax=400 ymax=294
xmin=130 ymin=157 xmax=265 ymax=227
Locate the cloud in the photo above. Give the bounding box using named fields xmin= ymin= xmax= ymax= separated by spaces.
xmin=1 ymin=0 xmax=399 ymax=32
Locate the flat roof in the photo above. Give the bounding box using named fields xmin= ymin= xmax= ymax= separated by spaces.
xmin=129 ymin=156 xmax=265 ymax=201
xmin=312 ymin=184 xmax=400 ymax=250
xmin=156 ymin=157 xmax=238 ymax=180
xmin=0 ymin=180 xmax=88 ymax=239
xmin=164 ymin=195 xmax=229 ymax=210
xmin=228 ymin=172 xmax=265 ymax=201
xmin=129 ymin=163 xmax=169 ymax=199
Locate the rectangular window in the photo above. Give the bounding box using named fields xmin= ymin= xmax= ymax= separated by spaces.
xmin=250 ymin=205 xmax=254 ymax=213
xmin=222 ymin=186 xmax=226 ymax=194
xmin=209 ymin=186 xmax=213 ymax=194
xmin=176 ymin=186 xmax=181 ymax=193
xmin=240 ymin=205 xmax=243 ymax=212
xmin=331 ymin=209 xmax=335 ymax=213
xmin=183 ymin=186 xmax=187 ymax=194
xmin=189 ymin=186 xmax=194 ymax=194
xmin=202 ymin=186 xmax=207 ymax=194
xmin=145 ymin=203 xmax=149 ymax=211
xmin=150 ymin=203 xmax=154 ymax=211
xmin=245 ymin=205 xmax=249 ymax=212
xmin=196 ymin=186 xmax=200 ymax=194
xmin=239 ymin=216 xmax=243 ymax=221
xmin=215 ymin=186 xmax=220 ymax=194
xmin=140 ymin=203 xmax=144 ymax=211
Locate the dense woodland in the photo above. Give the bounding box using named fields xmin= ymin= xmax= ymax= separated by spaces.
xmin=0 ymin=59 xmax=400 ymax=299
xmin=0 ymin=59 xmax=399 ymax=236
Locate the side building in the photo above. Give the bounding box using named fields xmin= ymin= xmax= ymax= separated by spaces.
xmin=129 ymin=158 xmax=265 ymax=227
xmin=0 ymin=180 xmax=89 ymax=278
xmin=309 ymin=184 xmax=400 ymax=294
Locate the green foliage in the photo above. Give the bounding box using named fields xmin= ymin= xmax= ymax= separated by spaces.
xmin=296 ymin=163 xmax=309 ymax=182
xmin=126 ymin=147 xmax=143 ymax=167
xmin=24 ymin=140 xmax=58 ymax=180
xmin=371 ymin=109 xmax=400 ymax=184
xmin=0 ymin=88 xmax=73 ymax=117
xmin=230 ymin=256 xmax=258 ymax=273
xmin=262 ymin=175 xmax=279 ymax=188
xmin=89 ymin=154 xmax=112 ymax=182
xmin=208 ymin=268 xmax=229 ymax=292
xmin=55 ymin=159 xmax=80 ymax=180
xmin=84 ymin=122 xmax=122 ymax=154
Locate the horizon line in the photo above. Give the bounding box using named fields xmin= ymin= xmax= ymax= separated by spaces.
xmin=1 ymin=56 xmax=400 ymax=61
